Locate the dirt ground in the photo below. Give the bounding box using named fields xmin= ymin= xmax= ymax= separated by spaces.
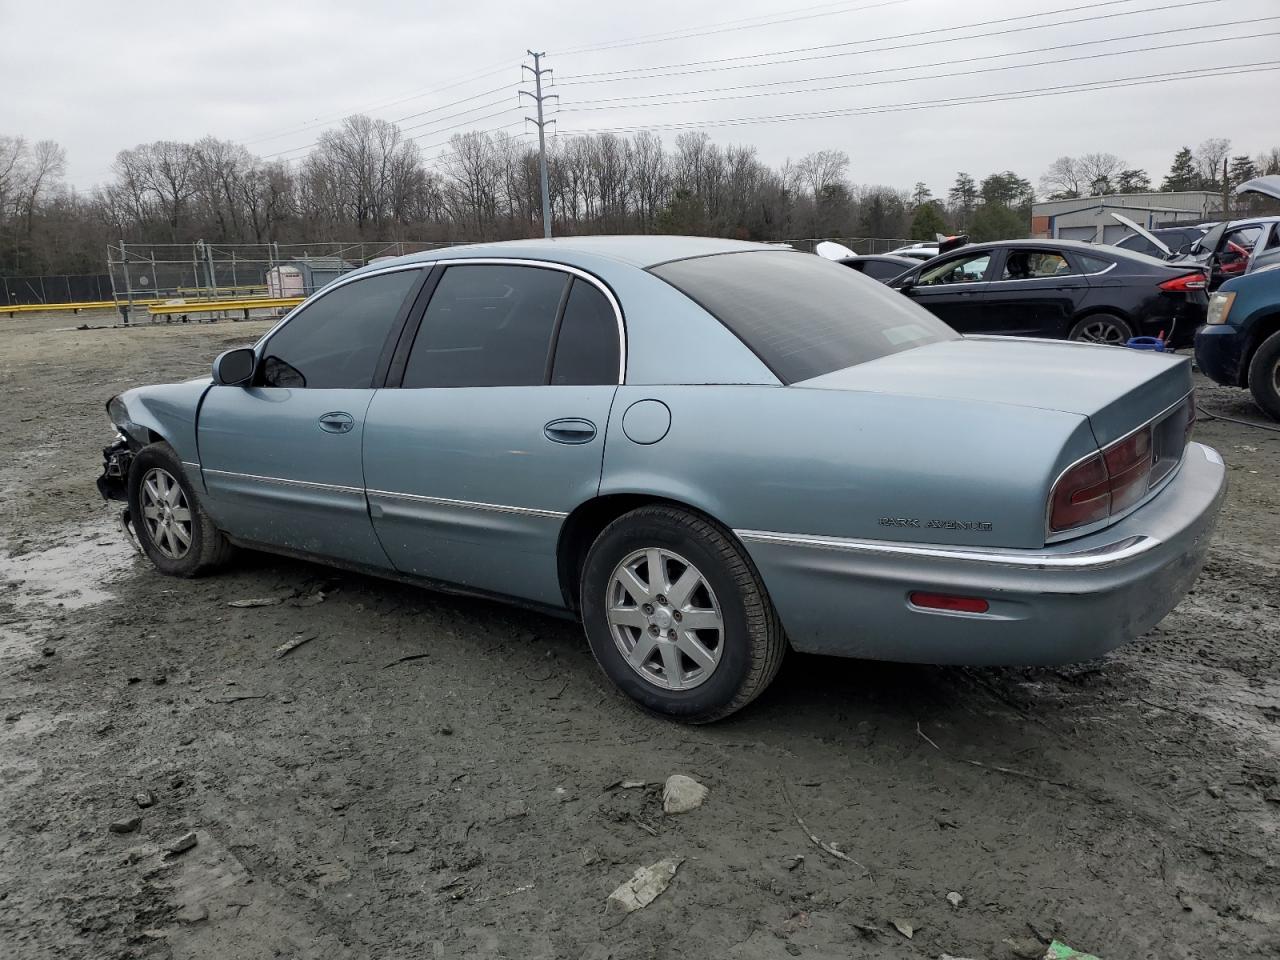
xmin=1 ymin=309 xmax=1278 ymax=960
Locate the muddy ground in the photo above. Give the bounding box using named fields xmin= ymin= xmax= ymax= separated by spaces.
xmin=1 ymin=309 xmax=1278 ymax=960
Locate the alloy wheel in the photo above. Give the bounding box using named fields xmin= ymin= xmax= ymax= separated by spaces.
xmin=1076 ymin=320 xmax=1127 ymax=345
xmin=140 ymin=467 xmax=193 ymax=559
xmin=606 ymin=547 xmax=724 ymax=691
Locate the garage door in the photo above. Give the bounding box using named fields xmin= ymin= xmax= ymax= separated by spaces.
xmin=1059 ymin=226 xmax=1097 ymax=242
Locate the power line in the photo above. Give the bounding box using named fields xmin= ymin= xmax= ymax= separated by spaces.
xmin=240 ymin=60 xmax=520 ymax=147
xmin=558 ymin=28 xmax=1275 ymax=113
xmin=261 ymin=97 xmax=523 ymax=161
xmin=555 ymin=0 xmax=1225 ymax=85
xmin=556 ymin=0 xmax=913 ymax=58
xmin=556 ymin=61 xmax=1280 ymax=136
xmin=557 ymin=15 xmax=1275 ymax=106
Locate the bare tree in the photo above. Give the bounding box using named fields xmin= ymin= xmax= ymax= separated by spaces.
xmin=1040 ymin=156 xmax=1084 ymax=198
xmin=795 ymin=149 xmax=850 ymax=198
xmin=1193 ymin=138 xmax=1232 ymax=187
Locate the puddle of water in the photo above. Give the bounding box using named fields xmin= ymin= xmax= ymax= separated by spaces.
xmin=0 ymin=518 xmax=136 ymax=612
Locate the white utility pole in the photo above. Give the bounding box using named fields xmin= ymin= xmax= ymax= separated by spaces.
xmin=521 ymin=51 xmax=557 ymax=239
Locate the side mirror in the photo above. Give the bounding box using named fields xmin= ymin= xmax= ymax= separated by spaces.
xmin=212 ymin=348 xmax=256 ymax=386
xmin=898 ymin=276 xmax=915 ymax=292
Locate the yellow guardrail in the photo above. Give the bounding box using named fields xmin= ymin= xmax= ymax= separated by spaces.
xmin=3 ymin=299 xmax=164 ymax=316
xmin=147 ymin=297 xmax=304 ymax=318
xmin=3 ymin=295 xmax=302 ymax=319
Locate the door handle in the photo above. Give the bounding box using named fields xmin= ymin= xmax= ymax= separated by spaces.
xmin=544 ymin=418 xmax=596 ymax=444
xmin=318 ymin=411 xmax=355 ymax=434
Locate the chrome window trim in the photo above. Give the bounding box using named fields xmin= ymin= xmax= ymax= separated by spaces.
xmin=255 ymin=262 xmax=430 ymax=349
xmin=203 ymin=468 xmax=364 ymax=497
xmin=1044 ymin=391 xmax=1193 ymax=542
xmin=1082 ymin=260 xmax=1118 ymax=278
xmin=367 ymin=488 xmax=567 ymax=520
xmin=735 ymin=529 xmax=1158 ymax=569
xmin=987 ymin=273 xmax=1083 ymax=285
xmin=423 ymin=257 xmax=628 ymax=385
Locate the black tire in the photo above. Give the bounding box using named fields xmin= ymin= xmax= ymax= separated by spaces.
xmin=127 ymin=442 xmax=233 ymax=577
xmin=1247 ymin=329 xmax=1280 ymax=422
xmin=580 ymin=505 xmax=786 ymax=723
xmin=1067 ymin=313 xmax=1134 ymax=346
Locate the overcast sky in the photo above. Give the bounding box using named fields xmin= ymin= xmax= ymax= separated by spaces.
xmin=2 ymin=0 xmax=1278 ymax=195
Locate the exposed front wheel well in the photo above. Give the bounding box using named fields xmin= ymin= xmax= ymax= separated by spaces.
xmin=556 ymin=494 xmax=732 ymax=611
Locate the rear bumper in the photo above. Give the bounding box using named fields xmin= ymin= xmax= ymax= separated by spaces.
xmin=1194 ymin=323 xmax=1247 ymax=387
xmin=739 ymin=442 xmax=1226 ymax=665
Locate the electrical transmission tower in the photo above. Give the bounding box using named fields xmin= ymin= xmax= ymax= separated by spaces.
xmin=521 ymin=51 xmax=557 ymax=239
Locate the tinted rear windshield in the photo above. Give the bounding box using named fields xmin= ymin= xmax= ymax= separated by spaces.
xmin=650 ymin=250 xmax=958 ymax=383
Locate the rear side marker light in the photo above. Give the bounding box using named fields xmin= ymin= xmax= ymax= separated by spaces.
xmin=909 ymin=592 xmax=990 ymax=614
xmin=1159 ymin=273 xmax=1207 ymax=292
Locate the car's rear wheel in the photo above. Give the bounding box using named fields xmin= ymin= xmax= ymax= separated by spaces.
xmin=579 ymin=505 xmax=786 ymax=723
xmin=127 ymin=442 xmax=233 ymax=577
xmin=1068 ymin=314 xmax=1133 ymax=345
xmin=1247 ymin=329 xmax=1280 ymax=421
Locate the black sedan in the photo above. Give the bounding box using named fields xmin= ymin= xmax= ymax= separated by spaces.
xmin=888 ymin=239 xmax=1209 ymax=347
xmin=836 ymin=253 xmax=919 ymax=283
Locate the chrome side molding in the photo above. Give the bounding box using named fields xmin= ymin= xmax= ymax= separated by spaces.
xmin=734 ymin=529 xmax=1159 ymax=569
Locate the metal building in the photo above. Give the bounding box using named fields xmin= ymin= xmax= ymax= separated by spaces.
xmin=1030 ymin=191 xmax=1219 ymax=244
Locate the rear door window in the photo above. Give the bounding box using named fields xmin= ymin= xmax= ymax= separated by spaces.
xmin=1076 ymin=253 xmax=1114 ymax=274
xmin=402 ymin=264 xmax=569 ymax=388
xmin=650 ymin=250 xmax=958 ymax=384
xmin=260 ymin=268 xmax=420 ymax=389
xmin=550 ymin=279 xmax=620 ymax=385
xmin=998 ymin=249 xmax=1076 ymax=281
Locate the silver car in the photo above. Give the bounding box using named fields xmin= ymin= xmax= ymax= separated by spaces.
xmin=97 ymin=237 xmax=1226 ymax=722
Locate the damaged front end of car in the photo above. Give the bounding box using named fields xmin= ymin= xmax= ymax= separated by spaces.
xmin=97 ymin=396 xmax=143 ymax=553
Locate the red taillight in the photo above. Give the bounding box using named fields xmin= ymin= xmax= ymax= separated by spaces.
xmin=1050 ymin=425 xmax=1159 ymax=532
xmin=1049 ymin=452 xmax=1111 ymax=531
xmin=909 ymin=592 xmax=990 ymax=614
xmin=1103 ymin=427 xmax=1154 ymax=512
xmin=1159 ymin=272 xmax=1207 ymax=292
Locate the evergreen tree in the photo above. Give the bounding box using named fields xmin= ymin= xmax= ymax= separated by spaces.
xmin=910 ymin=181 xmax=933 ymax=207
xmin=1115 ymin=169 xmax=1151 ymax=193
xmin=947 ymin=173 xmax=978 ymax=219
xmin=1228 ymin=154 xmax=1257 ymax=188
xmin=1161 ymin=147 xmax=1197 ymax=191
xmin=910 ymin=201 xmax=948 ymax=241
xmin=969 ymin=202 xmax=1025 ymax=242
xmin=979 ymin=171 xmax=1035 ymax=212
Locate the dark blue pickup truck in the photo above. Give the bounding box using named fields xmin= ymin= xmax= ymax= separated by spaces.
xmin=1195 ymin=263 xmax=1280 ymax=421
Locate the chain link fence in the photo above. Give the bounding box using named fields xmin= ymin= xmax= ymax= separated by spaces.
xmin=2 ymin=274 xmax=114 ymax=305
xmin=105 ymin=240 xmax=476 ymax=306
xmin=3 ymin=236 xmax=915 ymax=314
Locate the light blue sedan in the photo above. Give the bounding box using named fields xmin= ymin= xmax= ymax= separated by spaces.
xmin=98 ymin=236 xmax=1226 ymax=721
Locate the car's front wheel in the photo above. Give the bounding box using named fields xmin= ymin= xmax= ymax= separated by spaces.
xmin=579 ymin=505 xmax=786 ymax=723
xmin=1068 ymin=313 xmax=1133 ymax=345
xmin=127 ymin=442 xmax=233 ymax=577
xmin=1247 ymin=329 xmax=1280 ymax=421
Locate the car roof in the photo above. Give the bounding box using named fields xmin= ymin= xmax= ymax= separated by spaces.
xmin=845 ymin=253 xmax=920 ymax=264
xmin=381 ymin=235 xmax=786 ymax=271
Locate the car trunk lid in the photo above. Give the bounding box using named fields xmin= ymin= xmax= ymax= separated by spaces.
xmin=1111 ymin=213 xmax=1174 ymax=258
xmin=796 ymin=336 xmax=1193 ymax=447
